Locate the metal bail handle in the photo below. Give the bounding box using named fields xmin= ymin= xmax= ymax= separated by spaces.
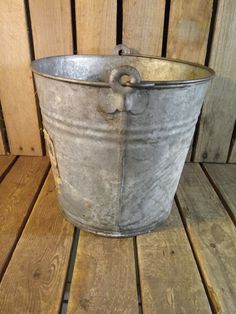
xmin=109 ymin=65 xmax=142 ymax=95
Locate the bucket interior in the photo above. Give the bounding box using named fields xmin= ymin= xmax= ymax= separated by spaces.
xmin=32 ymin=55 xmax=214 ymax=84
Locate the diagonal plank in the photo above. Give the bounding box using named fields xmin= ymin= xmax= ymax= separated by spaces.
xmin=68 ymin=232 xmax=138 ymax=314
xmin=176 ymin=164 xmax=236 ymax=313
xmin=137 ymin=202 xmax=211 ymax=313
xmin=0 ymin=171 xmax=74 ymax=313
xmin=0 ymin=157 xmax=50 ymax=277
xmin=203 ymin=163 xmax=236 ymax=224
xmin=0 ymin=156 xmax=16 ymax=180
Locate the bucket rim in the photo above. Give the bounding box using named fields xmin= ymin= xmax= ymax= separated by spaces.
xmin=31 ymin=54 xmax=215 ymax=89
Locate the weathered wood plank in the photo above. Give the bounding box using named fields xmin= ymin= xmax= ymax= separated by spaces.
xmin=76 ymin=0 xmax=117 ymax=54
xmin=194 ymin=0 xmax=236 ymax=162
xmin=123 ymin=0 xmax=165 ymax=55
xmin=177 ymin=163 xmax=236 ymax=313
xmin=167 ymin=0 xmax=213 ymax=62
xmin=0 ymin=157 xmax=50 ymax=277
xmin=0 ymin=171 xmax=74 ymax=313
xmin=29 ymin=0 xmax=73 ymax=156
xmin=68 ymin=232 xmax=138 ymax=314
xmin=0 ymin=0 xmax=42 ymax=155
xmin=137 ymin=202 xmax=211 ymax=313
xmin=203 ymin=163 xmax=236 ymax=224
xmin=0 ymin=156 xmax=16 ymax=180
xmin=29 ymin=0 xmax=73 ymax=58
xmin=167 ymin=0 xmax=213 ymax=161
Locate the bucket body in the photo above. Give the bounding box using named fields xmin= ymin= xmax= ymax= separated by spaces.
xmin=32 ymin=51 xmax=214 ymax=237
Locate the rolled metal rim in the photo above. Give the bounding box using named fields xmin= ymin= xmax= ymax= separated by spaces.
xmin=32 ymin=54 xmax=215 ymax=89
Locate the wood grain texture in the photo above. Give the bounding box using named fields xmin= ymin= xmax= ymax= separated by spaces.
xmin=167 ymin=0 xmax=213 ymax=161
xmin=29 ymin=0 xmax=73 ymax=156
xmin=194 ymin=0 xmax=236 ymax=162
xmin=123 ymin=0 xmax=165 ymax=55
xmin=76 ymin=0 xmax=116 ymax=54
xmin=68 ymin=232 xmax=138 ymax=314
xmin=137 ymin=202 xmax=211 ymax=313
xmin=0 ymin=156 xmax=16 ymax=179
xmin=167 ymin=0 xmax=213 ymax=62
xmin=0 ymin=0 xmax=42 ymax=155
xmin=0 ymin=171 xmax=74 ymax=313
xmin=203 ymin=163 xmax=236 ymax=224
xmin=0 ymin=157 xmax=50 ymax=276
xmin=29 ymin=0 xmax=73 ymax=58
xmin=177 ymin=163 xmax=236 ymax=313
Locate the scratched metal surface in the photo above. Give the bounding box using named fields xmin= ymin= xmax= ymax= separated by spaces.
xmin=33 ymin=53 xmax=213 ymax=237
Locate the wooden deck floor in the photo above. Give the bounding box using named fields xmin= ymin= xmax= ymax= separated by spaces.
xmin=0 ymin=156 xmax=235 ymax=313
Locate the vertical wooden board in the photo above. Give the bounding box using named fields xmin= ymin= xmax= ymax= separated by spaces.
xmin=123 ymin=0 xmax=165 ymax=55
xmin=0 ymin=1 xmax=42 ymax=155
xmin=137 ymin=202 xmax=211 ymax=313
xmin=167 ymin=0 xmax=213 ymax=62
xmin=194 ymin=0 xmax=236 ymax=162
xmin=29 ymin=0 xmax=73 ymax=156
xmin=0 ymin=156 xmax=16 ymax=179
xmin=29 ymin=0 xmax=73 ymax=58
xmin=167 ymin=0 xmax=213 ymax=161
xmin=0 ymin=171 xmax=74 ymax=313
xmin=176 ymin=164 xmax=236 ymax=313
xmin=203 ymin=163 xmax=236 ymax=223
xmin=76 ymin=0 xmax=117 ymax=54
xmin=0 ymin=157 xmax=50 ymax=276
xmin=68 ymin=232 xmax=139 ymax=313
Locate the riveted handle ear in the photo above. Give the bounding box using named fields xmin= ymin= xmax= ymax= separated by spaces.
xmin=109 ymin=65 xmax=141 ymax=95
xmin=112 ymin=44 xmax=140 ymax=56
xmin=112 ymin=44 xmax=131 ymax=55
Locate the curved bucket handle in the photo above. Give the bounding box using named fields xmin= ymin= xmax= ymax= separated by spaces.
xmin=99 ymin=44 xmax=148 ymax=115
xmin=110 ymin=44 xmax=142 ymax=95
xmin=109 ymin=65 xmax=142 ymax=95
xmin=106 ymin=66 xmax=148 ymax=114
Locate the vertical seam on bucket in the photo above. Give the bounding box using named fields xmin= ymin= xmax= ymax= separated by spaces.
xmin=117 ymin=111 xmax=128 ymax=230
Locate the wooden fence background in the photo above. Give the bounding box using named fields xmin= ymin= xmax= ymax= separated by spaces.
xmin=0 ymin=0 xmax=235 ymax=163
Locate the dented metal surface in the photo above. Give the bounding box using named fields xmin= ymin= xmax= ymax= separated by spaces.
xmin=32 ymin=47 xmax=214 ymax=237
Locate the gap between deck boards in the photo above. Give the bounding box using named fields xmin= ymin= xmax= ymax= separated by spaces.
xmin=0 ymin=156 xmax=235 ymax=314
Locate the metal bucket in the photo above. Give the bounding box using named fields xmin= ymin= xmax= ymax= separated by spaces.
xmin=32 ymin=45 xmax=214 ymax=237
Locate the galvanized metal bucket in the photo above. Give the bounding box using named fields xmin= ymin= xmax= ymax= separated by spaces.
xmin=32 ymin=45 xmax=214 ymax=237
